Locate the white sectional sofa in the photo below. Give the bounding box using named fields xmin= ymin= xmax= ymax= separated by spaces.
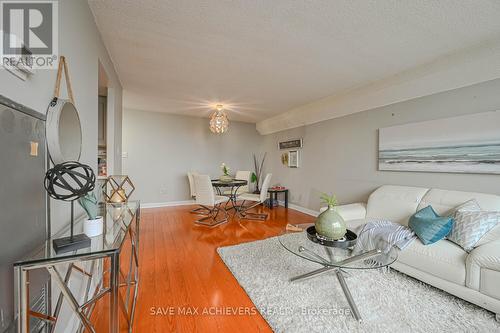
xmin=334 ymin=185 xmax=500 ymax=318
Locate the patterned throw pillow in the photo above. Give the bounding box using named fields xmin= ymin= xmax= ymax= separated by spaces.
xmin=449 ymin=199 xmax=481 ymax=216
xmin=448 ymin=211 xmax=500 ymax=252
xmin=409 ymin=206 xmax=454 ymax=245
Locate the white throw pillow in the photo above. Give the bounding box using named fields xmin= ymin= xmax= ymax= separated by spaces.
xmin=449 ymin=199 xmax=481 ymax=216
xmin=448 ymin=211 xmax=500 ymax=252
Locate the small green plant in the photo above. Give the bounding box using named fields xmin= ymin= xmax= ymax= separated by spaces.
xmin=320 ymin=193 xmax=338 ymax=207
xmin=78 ymin=191 xmax=99 ymax=220
xmin=250 ymin=172 xmax=257 ymax=183
xmin=220 ymin=163 xmax=230 ymax=176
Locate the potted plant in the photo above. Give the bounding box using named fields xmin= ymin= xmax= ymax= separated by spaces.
xmin=252 ymin=152 xmax=266 ymax=193
xmin=250 ymin=172 xmax=258 ymax=191
xmin=220 ymin=163 xmax=233 ymax=182
xmin=78 ymin=191 xmax=103 ymax=237
xmin=315 ymin=193 xmax=347 ymax=241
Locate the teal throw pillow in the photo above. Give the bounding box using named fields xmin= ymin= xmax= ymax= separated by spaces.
xmin=409 ymin=206 xmax=454 ymax=245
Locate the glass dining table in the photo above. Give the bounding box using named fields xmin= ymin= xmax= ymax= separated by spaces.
xmin=211 ymin=179 xmax=247 ymax=213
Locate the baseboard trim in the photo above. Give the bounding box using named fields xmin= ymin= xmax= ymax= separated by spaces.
xmin=142 ymin=199 xmax=319 ymax=217
xmin=142 ymin=200 xmax=195 ymax=208
xmin=277 ymin=200 xmax=319 ymax=217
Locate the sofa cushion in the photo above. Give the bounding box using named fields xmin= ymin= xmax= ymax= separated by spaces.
xmin=419 ymin=188 xmax=500 ymax=246
xmin=418 ymin=188 xmax=500 ymax=216
xmin=476 ymin=224 xmax=500 ymax=246
xmin=397 ymin=239 xmax=467 ymax=285
xmin=409 ymin=206 xmax=453 ymax=245
xmin=366 ymin=185 xmax=429 ymax=226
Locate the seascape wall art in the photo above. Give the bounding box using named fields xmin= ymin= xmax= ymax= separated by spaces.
xmin=378 ymin=111 xmax=500 ymax=174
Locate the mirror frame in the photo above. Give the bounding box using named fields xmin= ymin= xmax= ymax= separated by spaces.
xmin=46 ymin=98 xmax=82 ymax=165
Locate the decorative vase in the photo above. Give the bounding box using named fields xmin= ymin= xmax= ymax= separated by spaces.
xmin=315 ymin=205 xmax=347 ymax=240
xmin=83 ymin=216 xmax=103 ymax=237
xmin=220 ymin=174 xmax=233 ymax=182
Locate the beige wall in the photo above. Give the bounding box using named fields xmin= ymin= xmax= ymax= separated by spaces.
xmin=262 ymin=79 xmax=500 ymax=211
xmin=122 ymin=109 xmax=263 ymax=204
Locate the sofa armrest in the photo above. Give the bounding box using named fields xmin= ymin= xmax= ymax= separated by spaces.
xmin=466 ymin=240 xmax=500 ymax=298
xmin=320 ymin=203 xmax=367 ymax=221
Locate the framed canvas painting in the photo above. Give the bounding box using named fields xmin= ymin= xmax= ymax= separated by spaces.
xmin=378 ymin=111 xmax=500 ymax=174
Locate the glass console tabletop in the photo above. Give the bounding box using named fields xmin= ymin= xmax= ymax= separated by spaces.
xmin=14 ymin=200 xmax=140 ymax=267
xmin=14 ymin=200 xmax=140 ymax=333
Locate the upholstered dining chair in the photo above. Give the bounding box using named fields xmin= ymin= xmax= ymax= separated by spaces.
xmin=193 ymin=174 xmax=229 ymax=226
xmin=188 ymin=171 xmax=210 ymax=214
xmin=237 ymin=173 xmax=272 ymax=220
xmin=224 ymin=170 xmax=252 ymax=195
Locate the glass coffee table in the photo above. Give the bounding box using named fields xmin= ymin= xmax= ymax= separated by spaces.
xmin=278 ymin=226 xmax=398 ymax=322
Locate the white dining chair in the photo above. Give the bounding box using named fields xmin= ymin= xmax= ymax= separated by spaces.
xmin=193 ymin=174 xmax=229 ymax=226
xmin=188 ymin=171 xmax=210 ymax=214
xmin=237 ymin=173 xmax=272 ymax=220
xmin=224 ymin=170 xmax=252 ymax=196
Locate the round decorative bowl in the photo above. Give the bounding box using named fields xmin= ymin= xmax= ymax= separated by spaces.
xmin=219 ymin=174 xmax=233 ymax=182
xmin=306 ymin=226 xmax=357 ymax=248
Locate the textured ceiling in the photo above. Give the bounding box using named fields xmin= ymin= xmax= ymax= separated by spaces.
xmin=88 ymin=0 xmax=500 ymax=123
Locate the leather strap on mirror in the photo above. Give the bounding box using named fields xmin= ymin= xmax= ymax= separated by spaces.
xmin=51 ymin=56 xmax=74 ymax=105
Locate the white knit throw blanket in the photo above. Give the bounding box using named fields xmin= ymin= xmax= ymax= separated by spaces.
xmin=352 ymin=219 xmax=416 ymax=255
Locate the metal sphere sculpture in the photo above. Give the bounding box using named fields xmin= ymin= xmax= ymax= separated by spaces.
xmin=44 ymin=161 xmax=96 ymax=202
xmin=44 ymin=161 xmax=96 ymax=253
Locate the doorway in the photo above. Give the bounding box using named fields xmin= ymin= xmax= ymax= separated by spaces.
xmin=98 ymin=62 xmax=108 ymax=180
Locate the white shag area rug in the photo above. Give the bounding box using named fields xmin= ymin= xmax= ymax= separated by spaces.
xmin=217 ymin=235 xmax=500 ymax=333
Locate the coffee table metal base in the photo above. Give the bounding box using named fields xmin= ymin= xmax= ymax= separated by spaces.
xmin=290 ymin=266 xmax=362 ymax=323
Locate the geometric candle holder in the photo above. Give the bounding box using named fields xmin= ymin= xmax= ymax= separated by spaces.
xmin=102 ymin=175 xmax=135 ymax=203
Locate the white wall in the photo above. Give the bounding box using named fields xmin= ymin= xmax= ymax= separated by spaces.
xmin=122 ymin=109 xmax=263 ymax=205
xmin=262 ymin=79 xmax=500 ymax=211
xmin=0 ymin=0 xmax=122 ymax=331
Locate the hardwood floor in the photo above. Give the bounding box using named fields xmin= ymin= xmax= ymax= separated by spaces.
xmin=128 ymin=204 xmax=314 ymax=332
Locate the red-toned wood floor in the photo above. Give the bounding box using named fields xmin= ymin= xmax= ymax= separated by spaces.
xmin=93 ymin=204 xmax=314 ymax=332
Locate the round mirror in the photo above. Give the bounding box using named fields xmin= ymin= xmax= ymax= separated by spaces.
xmin=46 ymin=99 xmax=82 ymax=164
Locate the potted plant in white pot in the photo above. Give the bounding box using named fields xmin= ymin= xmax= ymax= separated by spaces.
xmin=78 ymin=191 xmax=103 ymax=237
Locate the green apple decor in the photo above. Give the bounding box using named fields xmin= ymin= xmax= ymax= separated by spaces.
xmin=315 ymin=193 xmax=347 ymax=241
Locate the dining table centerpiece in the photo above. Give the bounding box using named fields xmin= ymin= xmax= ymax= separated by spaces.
xmin=219 ymin=163 xmax=233 ymax=182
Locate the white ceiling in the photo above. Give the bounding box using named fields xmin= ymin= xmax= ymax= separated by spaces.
xmin=88 ymin=0 xmax=500 ymax=123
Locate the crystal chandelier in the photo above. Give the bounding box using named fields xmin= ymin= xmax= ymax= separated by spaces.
xmin=209 ymin=104 xmax=229 ymax=134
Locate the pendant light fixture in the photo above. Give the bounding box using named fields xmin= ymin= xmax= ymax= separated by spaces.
xmin=209 ymin=104 xmax=229 ymax=134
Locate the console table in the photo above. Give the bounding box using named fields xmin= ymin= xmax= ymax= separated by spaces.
xmin=14 ymin=201 xmax=140 ymax=333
